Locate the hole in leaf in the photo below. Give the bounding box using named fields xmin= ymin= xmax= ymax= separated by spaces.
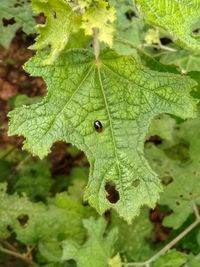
xmin=146 ymin=135 xmax=162 ymax=145
xmin=193 ymin=28 xmax=200 ymax=35
xmin=125 ymin=9 xmax=137 ymax=20
xmin=105 ymin=182 xmax=119 ymax=204
xmin=160 ymin=37 xmax=172 ymax=45
xmin=2 ymin=18 xmax=16 ymax=27
xmin=132 ymin=179 xmax=140 ymax=187
xmin=52 ymin=11 xmax=57 ymax=19
xmin=7 ymin=225 xmax=13 ymax=232
xmin=17 ymin=214 xmax=29 ymax=226
xmin=176 ymin=201 xmax=180 ymax=206
xmin=83 ymin=200 xmax=89 ymax=206
xmin=14 ymin=3 xmax=22 ymax=7
xmin=161 ymin=176 xmax=173 ymax=186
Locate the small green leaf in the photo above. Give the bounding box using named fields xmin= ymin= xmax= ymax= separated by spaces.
xmin=136 ymin=0 xmax=200 ymax=51
xmin=111 ymin=0 xmax=145 ymax=55
xmin=152 ymin=250 xmax=188 ymax=267
xmin=81 ymin=1 xmax=116 ymax=47
xmin=160 ymin=50 xmax=200 ymax=73
xmin=9 ymin=49 xmax=197 ymax=222
xmin=62 ymin=217 xmax=118 ymax=267
xmin=31 ymin=0 xmax=75 ymax=64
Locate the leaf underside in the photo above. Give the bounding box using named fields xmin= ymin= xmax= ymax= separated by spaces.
xmin=8 ymin=49 xmax=196 ymax=222
xmin=136 ymin=0 xmax=200 ymax=51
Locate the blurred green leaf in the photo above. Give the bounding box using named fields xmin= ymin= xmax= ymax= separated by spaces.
xmin=62 ymin=217 xmax=118 ymax=267
xmin=14 ymin=160 xmax=53 ymax=200
xmin=111 ymin=208 xmax=154 ymax=261
xmin=0 ymin=0 xmax=35 ymax=48
xmin=146 ymin=116 xmax=200 ymax=229
xmin=0 ymin=183 xmax=92 ymax=246
xmin=152 ymin=250 xmax=188 ymax=267
xmin=160 ymin=50 xmax=200 ymax=73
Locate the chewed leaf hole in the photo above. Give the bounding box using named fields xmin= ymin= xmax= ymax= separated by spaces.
xmin=17 ymin=214 xmax=29 ymax=226
xmin=105 ymin=182 xmax=120 ymax=204
xmin=2 ymin=18 xmax=16 ymax=27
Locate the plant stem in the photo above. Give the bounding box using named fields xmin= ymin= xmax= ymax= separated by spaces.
xmin=0 ymin=246 xmax=34 ymax=266
xmin=143 ymin=44 xmax=176 ymax=52
xmin=93 ymin=28 xmax=100 ymax=62
xmin=123 ymin=205 xmax=200 ymax=267
xmin=0 ymin=147 xmax=16 ymax=160
xmin=193 ymin=203 xmax=200 ymax=220
xmin=146 ymin=219 xmax=200 ymax=264
xmin=0 ymin=238 xmax=18 ymax=253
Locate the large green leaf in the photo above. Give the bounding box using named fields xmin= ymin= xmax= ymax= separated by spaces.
xmin=9 ymin=49 xmax=197 ymax=222
xmin=136 ymin=0 xmax=200 ymax=51
xmin=61 ymin=217 xmax=118 ymax=267
xmin=0 ymin=0 xmax=35 ymax=48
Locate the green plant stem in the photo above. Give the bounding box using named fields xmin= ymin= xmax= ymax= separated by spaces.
xmin=123 ymin=205 xmax=200 ymax=267
xmin=93 ymin=28 xmax=100 ymax=61
xmin=143 ymin=43 xmax=176 ymax=52
xmin=0 ymin=246 xmax=34 ymax=266
xmin=0 ymin=147 xmax=16 ymax=160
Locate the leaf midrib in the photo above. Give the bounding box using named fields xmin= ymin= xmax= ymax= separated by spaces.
xmin=97 ymin=66 xmax=128 ymax=213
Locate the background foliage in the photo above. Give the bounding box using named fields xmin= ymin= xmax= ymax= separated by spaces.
xmin=0 ymin=0 xmax=200 ymax=266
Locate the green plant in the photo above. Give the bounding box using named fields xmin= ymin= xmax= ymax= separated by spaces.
xmin=1 ymin=0 xmax=200 ymax=266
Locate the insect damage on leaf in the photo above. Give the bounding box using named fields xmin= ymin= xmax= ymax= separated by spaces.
xmin=8 ymin=49 xmax=197 ymax=222
xmin=146 ymin=116 xmax=200 ymax=229
xmin=81 ymin=1 xmax=116 ymax=47
xmin=0 ymin=0 xmax=35 ymax=48
xmin=31 ymin=0 xmax=75 ymax=64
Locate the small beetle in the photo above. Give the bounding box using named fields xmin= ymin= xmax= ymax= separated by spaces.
xmin=94 ymin=120 xmax=103 ymax=133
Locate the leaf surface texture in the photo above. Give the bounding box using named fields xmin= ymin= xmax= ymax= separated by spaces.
xmin=9 ymin=49 xmax=197 ymax=221
xmin=136 ymin=0 xmax=200 ymax=51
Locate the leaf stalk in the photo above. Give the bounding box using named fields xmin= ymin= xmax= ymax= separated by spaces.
xmin=93 ymin=28 xmax=100 ymax=62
